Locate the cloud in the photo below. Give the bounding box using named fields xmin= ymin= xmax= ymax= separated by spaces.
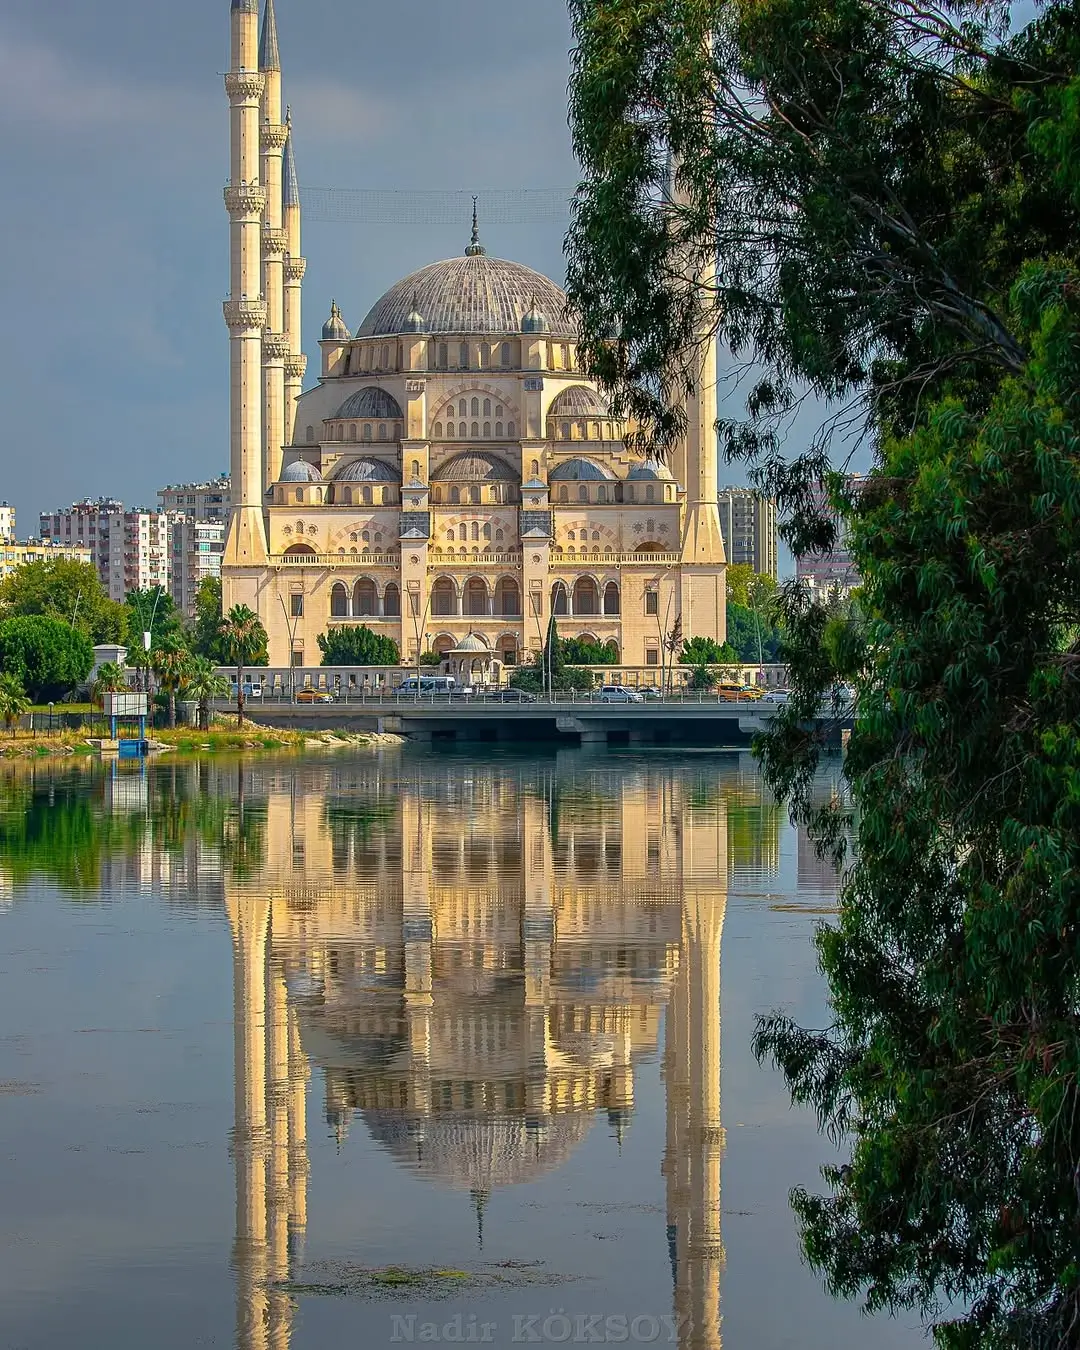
xmin=286 ymin=79 xmax=388 ymax=147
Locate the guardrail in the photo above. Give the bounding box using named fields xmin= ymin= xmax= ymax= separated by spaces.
xmin=217 ymin=689 xmax=792 ymax=708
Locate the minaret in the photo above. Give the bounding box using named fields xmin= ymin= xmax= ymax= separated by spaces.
xmin=282 ymin=116 xmax=307 ymax=448
xmin=260 ymin=0 xmax=290 ymax=489
xmin=223 ymin=0 xmax=270 ymax=571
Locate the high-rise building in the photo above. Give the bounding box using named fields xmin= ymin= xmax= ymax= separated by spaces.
xmin=158 ymin=476 xmax=232 ymax=522
xmin=218 ymin=0 xmax=727 ymax=667
xmin=40 ymin=499 xmax=169 ymax=603
xmin=795 ymin=475 xmax=863 ymax=595
xmin=717 ymin=486 xmax=777 ymax=579
xmin=167 ymin=516 xmax=227 ymax=615
xmin=0 ymin=503 xmax=15 ymax=544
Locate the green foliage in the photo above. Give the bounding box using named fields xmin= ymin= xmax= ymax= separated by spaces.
xmin=682 ymin=636 xmax=737 ymax=665
xmin=561 ymin=636 xmax=620 ymax=665
xmin=419 ymin=649 xmax=443 ymax=668
xmin=185 ymin=656 xmax=230 ymax=732
xmin=0 ymin=615 xmax=94 ymax=702
xmin=190 ymin=577 xmax=228 ymax=663
xmin=152 ymin=636 xmax=195 ymax=729
xmin=124 ymin=587 xmax=182 ymax=653
xmin=0 ymin=673 xmax=29 ymax=735
xmin=568 ymin=0 xmax=1080 ymax=1342
xmin=90 ymin=662 xmax=128 ymax=707
xmin=317 ymin=625 xmax=400 ymax=667
xmin=0 ymin=558 xmax=124 ymax=644
xmin=218 ymin=605 xmax=269 ymax=726
xmin=726 ymin=602 xmax=782 ymax=664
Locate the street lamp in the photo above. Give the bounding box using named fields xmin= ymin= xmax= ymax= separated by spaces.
xmin=278 ymin=593 xmax=302 ymax=699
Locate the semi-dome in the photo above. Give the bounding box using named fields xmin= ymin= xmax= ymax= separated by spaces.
xmin=332 ymin=457 xmax=400 ymax=483
xmin=549 ymin=385 xmax=609 ymax=418
xmin=432 ymin=452 xmax=518 ymax=482
xmin=549 ymin=456 xmax=617 ymax=482
xmin=279 ymin=460 xmax=323 ymax=483
xmin=332 ymin=387 xmax=404 ymax=420
xmin=357 ymin=254 xmax=573 ymax=339
xmin=626 ymin=457 xmax=672 ymax=480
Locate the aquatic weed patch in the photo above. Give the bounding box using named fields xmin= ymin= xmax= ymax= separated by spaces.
xmin=276 ymin=1259 xmax=580 ymax=1301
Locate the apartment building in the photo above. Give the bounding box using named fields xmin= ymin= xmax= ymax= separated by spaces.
xmin=717 ymin=486 xmax=778 ymax=580
xmin=40 ymin=499 xmax=169 ymax=603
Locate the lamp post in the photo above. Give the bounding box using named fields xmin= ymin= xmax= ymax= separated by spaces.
xmin=278 ymin=594 xmax=302 ymax=699
xmin=408 ymin=592 xmax=433 ymax=695
xmin=48 ymin=701 xmax=54 ymax=736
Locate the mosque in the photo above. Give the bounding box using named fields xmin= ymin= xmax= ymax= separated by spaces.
xmin=221 ymin=0 xmax=728 ymax=671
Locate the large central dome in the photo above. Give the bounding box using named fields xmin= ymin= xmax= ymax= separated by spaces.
xmin=356 ymin=253 xmax=575 ymax=339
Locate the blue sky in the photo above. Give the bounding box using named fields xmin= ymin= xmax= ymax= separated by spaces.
xmin=0 ymin=0 xmax=582 ymax=528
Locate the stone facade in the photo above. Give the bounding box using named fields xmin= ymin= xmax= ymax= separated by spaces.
xmin=220 ymin=0 xmax=728 ymax=669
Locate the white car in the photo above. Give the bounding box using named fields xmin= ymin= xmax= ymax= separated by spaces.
xmin=760 ymin=690 xmax=790 ymax=705
xmin=599 ymin=685 xmax=644 ymax=704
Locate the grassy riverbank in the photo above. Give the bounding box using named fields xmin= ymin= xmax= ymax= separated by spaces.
xmin=0 ymin=717 xmax=402 ymax=758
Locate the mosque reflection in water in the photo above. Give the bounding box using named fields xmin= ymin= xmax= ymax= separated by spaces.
xmin=224 ymin=758 xmax=778 ymax=1350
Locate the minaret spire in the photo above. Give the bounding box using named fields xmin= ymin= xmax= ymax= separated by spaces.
xmin=222 ymin=0 xmax=270 ymax=575
xmin=282 ymin=109 xmax=307 ymax=446
xmin=259 ymin=0 xmax=280 ymax=71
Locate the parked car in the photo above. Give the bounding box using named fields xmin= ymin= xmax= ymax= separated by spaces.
xmin=491 ymin=688 xmax=537 ymax=703
xmin=599 ymin=685 xmax=644 ymax=704
xmin=295 ymin=688 xmax=333 ymax=703
xmin=642 ymin=687 xmax=665 ymax=700
xmin=715 ymin=684 xmax=744 ymax=702
xmin=739 ymin=685 xmax=763 ymax=700
xmin=760 ymin=689 xmax=790 ymax=704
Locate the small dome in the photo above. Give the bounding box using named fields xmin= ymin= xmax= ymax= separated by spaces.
xmin=332 ymin=387 xmax=404 ymax=420
xmin=521 ymin=297 xmax=548 ymax=334
xmin=332 ymin=457 xmax=400 ymax=483
xmin=452 ymin=632 xmax=491 ymax=653
xmin=403 ymin=308 xmax=427 ymax=333
xmin=627 ymin=457 xmax=672 ymax=481
xmin=322 ymin=300 xmax=350 ymax=341
xmin=549 ymin=385 xmax=609 ymax=418
xmin=522 ymin=477 xmax=548 ymax=491
xmin=280 ymin=460 xmax=324 ymax=483
xmin=549 ymin=457 xmax=617 ymax=482
xmin=433 ymin=452 xmax=518 ymax=483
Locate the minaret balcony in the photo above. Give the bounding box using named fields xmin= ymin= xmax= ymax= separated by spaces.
xmin=284 ymin=255 xmax=307 ymax=283
xmin=223 ymin=298 xmax=268 ymax=333
xmin=261 ymin=227 xmax=289 ymax=256
xmin=224 ymin=70 xmax=266 ymax=103
xmin=285 ymin=354 xmax=308 ymax=380
xmin=224 ymin=183 xmax=268 ymax=220
xmin=260 ymin=122 xmax=289 ymax=152
xmin=262 ymin=332 xmax=291 ymax=361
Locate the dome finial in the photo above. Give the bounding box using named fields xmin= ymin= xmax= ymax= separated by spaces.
xmin=465 ymin=197 xmax=485 ymax=257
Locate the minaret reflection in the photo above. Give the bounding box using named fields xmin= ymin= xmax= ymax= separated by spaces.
xmin=226 ymin=762 xmax=753 ymax=1350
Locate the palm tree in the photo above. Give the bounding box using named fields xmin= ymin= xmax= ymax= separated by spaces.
xmin=186 ymin=657 xmax=230 ymax=732
xmin=127 ymin=642 xmax=152 ymax=694
xmin=152 ymin=637 xmax=195 ymax=729
xmin=0 ymin=674 xmax=30 ymax=738
xmin=90 ymin=661 xmax=128 ymax=708
xmin=218 ymin=605 xmax=266 ymax=727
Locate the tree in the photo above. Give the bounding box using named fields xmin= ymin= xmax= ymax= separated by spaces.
xmin=152 ymin=637 xmax=195 ymax=729
xmin=218 ymin=605 xmax=268 ymax=727
xmin=186 ymin=657 xmax=230 ymax=732
xmin=568 ymin=1 xmax=1080 ymax=1342
xmin=418 ymin=649 xmax=443 ymax=668
xmin=0 ymin=615 xmax=94 ymax=702
xmin=0 ymin=558 xmax=124 ymax=644
xmin=682 ymin=635 xmax=740 ymax=690
xmin=0 ymin=673 xmax=29 ymax=736
xmin=124 ymin=587 xmax=182 ymax=654
xmin=190 ymin=576 xmax=228 ymax=663
xmin=317 ymin=625 xmax=400 ymax=667
xmin=561 ymin=636 xmax=620 ymax=665
xmin=90 ymin=662 xmax=128 ymax=708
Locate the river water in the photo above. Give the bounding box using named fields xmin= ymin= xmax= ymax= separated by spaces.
xmin=0 ymin=749 xmax=920 ymax=1349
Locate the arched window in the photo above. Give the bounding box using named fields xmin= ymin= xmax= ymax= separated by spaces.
xmin=341 ymin=487 xmax=352 ymax=506
xmin=495 ymin=577 xmax=520 ymax=616
xmin=480 ymin=344 xmax=490 ymax=368
xmin=573 ymin=576 xmax=599 ymax=615
xmin=500 ymin=342 xmax=511 ymax=366
xmin=471 ymin=397 xmax=480 ymax=416
xmin=447 ymin=422 xmax=455 ymax=438
xmin=482 ymin=523 xmax=491 ymax=540
xmin=471 ymin=522 xmax=480 ymax=542
xmin=412 ymin=459 xmax=420 ymax=478
xmin=362 ymin=530 xmax=370 ymax=544
xmin=363 ymin=424 xmax=372 ymax=442
xmin=464 ymin=578 xmax=488 ymax=616
xmin=578 ymin=486 xmax=589 ymax=503
xmin=330 ymin=582 xmax=350 ymax=618
xmin=471 ymin=421 xmax=479 ymax=437
xmin=382 ymin=487 xmax=393 ymax=505
xmin=378 ymin=424 xmax=387 ymax=441
xmin=438 ymin=342 xmax=448 ymax=368
xmin=597 ymin=485 xmax=608 ymax=503
xmin=469 ymin=486 xmax=480 ymax=505
xmin=383 ymin=583 xmax=401 ymax=617
xmin=459 ymin=343 xmax=469 ymax=368
xmin=507 ymin=422 xmax=516 ymax=437
xmin=348 ymin=424 xmax=357 ymax=441
xmin=495 ymin=422 xmax=503 ymax=437
xmin=561 ymin=422 xmax=571 ymax=440
xmin=592 ymin=530 xmax=600 ymax=542
xmin=551 ymin=581 xmax=569 ymax=616
xmin=431 ymin=578 xmax=457 ymax=616
xmin=295 ymin=489 xmax=304 ymax=503
xmin=558 ymin=486 xmax=569 ymax=503
xmin=645 ymin=484 xmax=655 ymax=502
xmin=483 ymin=422 xmax=491 ymax=437
xmin=495 ymin=528 xmax=504 ymax=542
xmin=459 ymin=399 xmax=467 ymax=417
xmin=362 ymin=486 xmax=372 ymax=506
xmin=296 ymin=520 xmax=305 ymax=533
xmin=447 ymin=528 xmax=455 ymax=542
xmin=306 ymin=425 xmax=314 ymax=443
xmin=562 ymin=344 xmax=571 ymax=367
xmin=450 ymin=487 xmax=460 ymax=505
xmin=603 ymin=582 xmax=620 ymax=615
xmin=353 ymin=578 xmax=378 ymax=616
xmin=531 ymin=459 xmax=540 ymax=476
xmin=434 ymin=423 xmax=443 ymax=439
xmin=381 ymin=344 xmax=390 ymax=369
xmin=568 ymin=530 xmax=576 ymax=541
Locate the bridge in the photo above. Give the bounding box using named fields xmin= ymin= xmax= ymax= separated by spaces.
xmin=215 ymin=692 xmax=852 ymax=749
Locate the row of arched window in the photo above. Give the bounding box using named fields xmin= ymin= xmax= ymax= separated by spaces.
xmin=446 ymin=524 xmax=506 ymax=543
xmin=325 ymin=421 xmax=403 ymax=443
xmin=330 ymin=580 xmax=401 ymax=618
xmin=430 ymin=576 xmax=523 ymax=617
xmin=324 ymin=575 xmax=631 ymax=620
xmin=433 ymin=421 xmax=516 ymax=440
xmin=551 ymin=579 xmax=620 ymax=617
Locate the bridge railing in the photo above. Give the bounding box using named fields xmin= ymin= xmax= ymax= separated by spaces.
xmin=212 ymin=688 xmax=788 ymax=709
